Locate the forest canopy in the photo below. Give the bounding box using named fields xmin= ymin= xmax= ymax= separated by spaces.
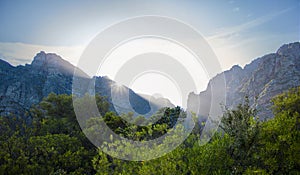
xmin=0 ymin=87 xmax=299 ymax=174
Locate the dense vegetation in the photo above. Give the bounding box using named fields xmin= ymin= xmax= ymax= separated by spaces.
xmin=0 ymin=87 xmax=299 ymax=174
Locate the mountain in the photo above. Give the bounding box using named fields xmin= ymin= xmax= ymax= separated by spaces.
xmin=1 ymin=42 xmax=299 ymax=121
xmin=0 ymin=51 xmax=173 ymax=118
xmin=138 ymin=93 xmax=175 ymax=109
xmin=188 ymin=42 xmax=300 ymax=120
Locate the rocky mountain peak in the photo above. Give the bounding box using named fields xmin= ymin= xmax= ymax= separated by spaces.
xmin=0 ymin=59 xmax=14 ymax=69
xmin=0 ymin=51 xmax=171 ymax=117
xmin=276 ymin=42 xmax=300 ymax=56
xmin=231 ymin=64 xmax=242 ymax=70
xmin=31 ymin=51 xmax=76 ymax=76
xmin=187 ymin=42 xmax=300 ymax=120
xmin=32 ymin=51 xmax=56 ymax=67
xmin=226 ymin=64 xmax=243 ymax=75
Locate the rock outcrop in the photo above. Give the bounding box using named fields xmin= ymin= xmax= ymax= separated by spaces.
xmin=1 ymin=42 xmax=299 ymax=120
xmin=0 ymin=51 xmax=172 ymax=118
xmin=188 ymin=42 xmax=300 ymax=120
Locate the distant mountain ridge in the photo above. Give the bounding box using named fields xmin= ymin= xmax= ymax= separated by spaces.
xmin=188 ymin=42 xmax=300 ymax=120
xmin=0 ymin=51 xmax=173 ymax=118
xmin=1 ymin=42 xmax=299 ymax=120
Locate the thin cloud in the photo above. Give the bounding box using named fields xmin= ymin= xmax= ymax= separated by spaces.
xmin=207 ymin=7 xmax=292 ymax=40
xmin=0 ymin=42 xmax=84 ymax=66
xmin=206 ymin=7 xmax=295 ymax=73
xmin=233 ymin=7 xmax=240 ymax=12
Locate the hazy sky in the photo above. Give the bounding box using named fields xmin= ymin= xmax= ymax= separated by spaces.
xmin=0 ymin=0 xmax=299 ymax=106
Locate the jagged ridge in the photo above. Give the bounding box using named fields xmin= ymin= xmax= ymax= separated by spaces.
xmin=0 ymin=51 xmax=173 ymax=117
xmin=187 ymin=42 xmax=300 ymax=120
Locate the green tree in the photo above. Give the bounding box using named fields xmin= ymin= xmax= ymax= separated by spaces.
xmin=220 ymin=97 xmax=261 ymax=174
xmin=0 ymin=93 xmax=112 ymax=174
xmin=259 ymin=87 xmax=300 ymax=174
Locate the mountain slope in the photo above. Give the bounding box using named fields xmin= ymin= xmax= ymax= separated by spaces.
xmin=0 ymin=51 xmax=172 ymax=117
xmin=188 ymin=42 xmax=300 ymax=120
xmin=1 ymin=42 xmax=299 ymax=120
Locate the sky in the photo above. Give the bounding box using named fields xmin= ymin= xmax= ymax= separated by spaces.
xmin=0 ymin=0 xmax=299 ymax=106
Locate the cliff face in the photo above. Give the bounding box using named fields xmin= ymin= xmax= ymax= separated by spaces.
xmin=1 ymin=42 xmax=299 ymax=120
xmin=0 ymin=51 xmax=172 ymax=118
xmin=188 ymin=42 xmax=300 ymax=120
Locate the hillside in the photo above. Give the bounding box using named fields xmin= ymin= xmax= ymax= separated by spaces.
xmin=0 ymin=51 xmax=172 ymax=118
xmin=188 ymin=42 xmax=300 ymax=120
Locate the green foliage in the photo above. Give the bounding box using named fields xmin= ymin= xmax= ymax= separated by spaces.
xmin=1 ymin=87 xmax=300 ymax=174
xmin=0 ymin=93 xmax=101 ymax=174
xmin=259 ymin=87 xmax=300 ymax=174
xmin=220 ymin=97 xmax=261 ymax=173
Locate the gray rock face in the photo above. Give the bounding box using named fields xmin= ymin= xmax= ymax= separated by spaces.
xmin=0 ymin=51 xmax=172 ymax=118
xmin=1 ymin=42 xmax=299 ymax=120
xmin=188 ymin=42 xmax=300 ymax=120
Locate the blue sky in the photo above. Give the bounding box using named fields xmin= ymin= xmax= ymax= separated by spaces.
xmin=0 ymin=0 xmax=299 ymax=105
xmin=0 ymin=0 xmax=299 ymax=66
